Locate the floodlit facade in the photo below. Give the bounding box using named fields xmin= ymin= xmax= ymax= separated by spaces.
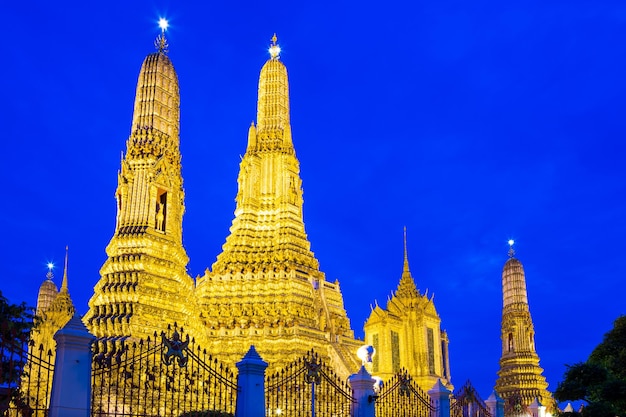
xmin=363 ymin=231 xmax=452 ymax=392
xmin=81 ymin=32 xmax=362 ymax=377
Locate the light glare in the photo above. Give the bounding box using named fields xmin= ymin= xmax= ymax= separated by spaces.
xmin=47 ymin=262 xmax=54 ymax=270
xmin=357 ymin=345 xmax=375 ymax=364
xmin=508 ymin=239 xmax=515 ymax=246
xmin=158 ymin=18 xmax=169 ymax=32
xmin=269 ymin=44 xmax=281 ymax=58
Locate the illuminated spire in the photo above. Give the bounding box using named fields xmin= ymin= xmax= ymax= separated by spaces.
xmin=121 ymin=25 xmax=182 ymax=230
xmin=502 ymin=243 xmax=528 ymax=309
xmin=212 ymin=33 xmax=315 ymax=272
xmin=131 ymin=21 xmax=180 ymax=142
xmin=269 ymin=33 xmax=281 ymax=59
xmin=85 ymin=24 xmax=195 ymax=344
xmin=60 ymin=246 xmax=69 ymax=293
xmin=197 ymin=35 xmax=361 ymax=378
xmin=496 ymin=242 xmax=552 ymax=409
xmin=396 ymin=228 xmax=419 ymax=299
xmin=403 ymin=226 xmax=410 ymax=276
xmin=38 ymin=263 xmax=59 ymax=314
xmin=255 ymin=33 xmax=292 ymax=150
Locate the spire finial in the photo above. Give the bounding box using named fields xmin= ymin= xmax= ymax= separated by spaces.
xmin=269 ymin=33 xmax=281 ymax=59
xmin=155 ymin=18 xmax=169 ymax=54
xmin=508 ymin=239 xmax=515 ymax=258
xmin=46 ymin=262 xmax=54 ymax=281
xmin=403 ymin=226 xmax=410 ymax=275
xmin=61 ymin=246 xmax=69 ymax=292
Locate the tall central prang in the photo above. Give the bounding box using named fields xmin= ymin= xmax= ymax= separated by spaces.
xmin=196 ymin=35 xmax=360 ymax=376
xmin=84 ymin=26 xmax=199 ymax=342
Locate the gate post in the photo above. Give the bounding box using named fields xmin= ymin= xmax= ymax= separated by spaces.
xmin=348 ymin=366 xmax=375 ymax=417
xmin=485 ymin=391 xmax=505 ymax=417
xmin=236 ymin=345 xmax=268 ymax=417
xmin=428 ymin=379 xmax=452 ymax=417
xmin=49 ymin=314 xmax=95 ymax=417
xmin=528 ymin=398 xmax=546 ymax=417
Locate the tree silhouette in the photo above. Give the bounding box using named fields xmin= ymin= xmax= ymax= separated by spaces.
xmin=555 ymin=316 xmax=626 ymax=417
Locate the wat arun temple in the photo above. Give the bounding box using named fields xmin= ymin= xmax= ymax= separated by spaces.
xmin=32 ymin=25 xmax=553 ymax=411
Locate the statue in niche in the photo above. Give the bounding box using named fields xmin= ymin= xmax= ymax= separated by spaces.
xmin=156 ymin=202 xmax=165 ymax=231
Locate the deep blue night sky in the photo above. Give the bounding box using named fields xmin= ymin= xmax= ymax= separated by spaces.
xmin=3 ymin=0 xmax=626 ymax=402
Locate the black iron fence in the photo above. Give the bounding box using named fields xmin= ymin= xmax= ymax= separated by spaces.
xmin=91 ymin=324 xmax=237 ymax=417
xmin=1 ymin=329 xmax=54 ymax=417
xmin=375 ymin=369 xmax=434 ymax=417
xmin=450 ymin=381 xmax=491 ymax=417
xmin=265 ymin=350 xmax=354 ymax=417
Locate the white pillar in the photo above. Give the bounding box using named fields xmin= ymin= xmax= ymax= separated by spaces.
xmin=49 ymin=314 xmax=95 ymax=417
xmin=528 ymin=398 xmax=546 ymax=417
xmin=428 ymin=379 xmax=452 ymax=417
xmin=236 ymin=345 xmax=268 ymax=417
xmin=485 ymin=391 xmax=505 ymax=417
xmin=348 ymin=366 xmax=376 ymax=417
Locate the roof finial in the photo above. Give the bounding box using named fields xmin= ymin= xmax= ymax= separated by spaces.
xmin=269 ymin=33 xmax=281 ymax=59
xmin=155 ymin=18 xmax=169 ymax=54
xmin=508 ymin=239 xmax=515 ymax=258
xmin=46 ymin=262 xmax=54 ymax=281
xmin=61 ymin=246 xmax=69 ymax=292
xmin=403 ymin=226 xmax=410 ymax=275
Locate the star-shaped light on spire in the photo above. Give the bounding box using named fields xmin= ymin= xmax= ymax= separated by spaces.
xmin=155 ymin=18 xmax=169 ymax=54
xmin=508 ymin=239 xmax=515 ymax=258
xmin=46 ymin=262 xmax=54 ymax=280
xmin=158 ymin=18 xmax=169 ymax=33
xmin=269 ymin=33 xmax=281 ymax=59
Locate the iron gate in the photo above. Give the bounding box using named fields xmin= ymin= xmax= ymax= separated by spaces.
xmin=375 ymin=369 xmax=434 ymax=417
xmin=450 ymin=381 xmax=491 ymax=417
xmin=1 ymin=336 xmax=54 ymax=417
xmin=91 ymin=324 xmax=237 ymax=417
xmin=265 ymin=350 xmax=354 ymax=417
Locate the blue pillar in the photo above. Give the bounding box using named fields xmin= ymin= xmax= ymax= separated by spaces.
xmin=236 ymin=345 xmax=268 ymax=417
xmin=49 ymin=314 xmax=95 ymax=417
xmin=428 ymin=379 xmax=452 ymax=417
xmin=485 ymin=391 xmax=505 ymax=417
xmin=348 ymin=366 xmax=376 ymax=417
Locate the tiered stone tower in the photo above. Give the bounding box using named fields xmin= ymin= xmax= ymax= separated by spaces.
xmin=196 ymin=35 xmax=361 ymax=377
xmin=364 ymin=230 xmax=452 ymax=392
xmin=30 ymin=248 xmax=75 ymax=403
xmin=84 ymin=27 xmax=198 ymax=343
xmin=34 ymin=247 xmax=76 ymax=354
xmin=495 ymin=241 xmax=551 ymax=413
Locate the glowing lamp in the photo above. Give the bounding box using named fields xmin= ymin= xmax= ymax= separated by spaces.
xmin=357 ymin=345 xmax=375 ymax=365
